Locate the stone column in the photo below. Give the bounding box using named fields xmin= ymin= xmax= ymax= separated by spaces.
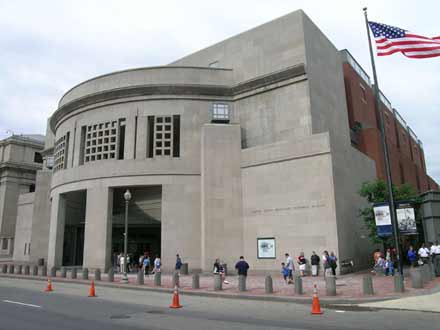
xmin=192 ymin=274 xmax=200 ymax=289
xmin=137 ymin=270 xmax=144 ymax=285
xmin=325 ymin=276 xmax=336 ymax=296
xmin=238 ymin=275 xmax=247 ymax=292
xmin=265 ymin=275 xmax=273 ymax=294
xmin=362 ymin=275 xmax=374 ymax=295
xmin=47 ymin=193 xmax=67 ymax=268
xmin=294 ymin=275 xmax=303 ymax=295
xmin=154 ymin=272 xmax=161 ymax=286
xmin=82 ymin=187 xmax=113 ymax=271
xmin=214 ymin=274 xmax=222 ymax=291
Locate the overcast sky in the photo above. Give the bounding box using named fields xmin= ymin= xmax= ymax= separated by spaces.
xmin=1 ymin=0 xmax=439 ymax=182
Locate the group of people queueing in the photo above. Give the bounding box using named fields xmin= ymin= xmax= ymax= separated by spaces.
xmin=281 ymin=251 xmax=337 ymax=284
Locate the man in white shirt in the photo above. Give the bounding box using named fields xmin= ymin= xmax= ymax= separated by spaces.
xmin=285 ymin=253 xmax=294 ymax=283
xmin=418 ymin=243 xmax=430 ymax=264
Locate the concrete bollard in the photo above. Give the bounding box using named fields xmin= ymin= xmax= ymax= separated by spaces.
xmin=41 ymin=265 xmax=47 ymax=277
xmin=410 ymin=268 xmax=423 ymax=289
xmin=294 ymin=275 xmax=303 ymax=295
xmin=154 ymin=272 xmax=161 ymax=286
xmin=70 ymin=268 xmax=77 ymax=279
xmin=394 ymin=273 xmax=405 ymax=293
xmin=24 ymin=265 xmax=30 ymax=275
xmin=181 ymin=263 xmax=189 ymax=275
xmin=136 ymin=270 xmax=144 ymax=285
xmin=82 ymin=268 xmax=89 ymax=280
xmin=325 ymin=276 xmax=336 ymax=296
xmin=1 ymin=264 xmax=7 ymax=273
xmin=265 ymin=275 xmax=273 ymax=294
xmin=107 ymin=268 xmax=114 ymax=282
xmin=172 ymin=272 xmax=180 ymax=287
xmin=238 ymin=274 xmax=247 ymax=292
xmin=60 ymin=267 xmax=67 ymax=278
xmin=421 ymin=264 xmax=430 ymax=283
xmin=16 ymin=265 xmax=23 ymax=275
xmin=192 ymin=273 xmax=200 ymax=289
xmin=8 ymin=264 xmax=15 ymax=274
xmin=50 ymin=267 xmax=57 ymax=277
xmin=94 ymin=269 xmax=101 ymax=281
xmin=214 ymin=274 xmax=222 ymax=291
xmin=32 ymin=265 xmax=38 ymax=276
xmin=428 ymin=259 xmax=436 ymax=278
xmin=362 ymin=275 xmax=374 ymax=295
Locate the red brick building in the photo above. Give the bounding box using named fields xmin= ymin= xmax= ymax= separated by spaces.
xmin=341 ymin=50 xmax=439 ymax=193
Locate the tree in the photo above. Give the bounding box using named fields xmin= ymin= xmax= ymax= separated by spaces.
xmin=358 ymin=179 xmax=421 ymax=245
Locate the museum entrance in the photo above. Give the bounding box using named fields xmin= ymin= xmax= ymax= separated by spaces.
xmin=62 ymin=190 xmax=86 ymax=267
xmin=112 ymin=186 xmax=162 ymax=270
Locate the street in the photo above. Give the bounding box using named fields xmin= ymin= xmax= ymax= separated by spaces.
xmin=0 ymin=278 xmax=438 ymax=330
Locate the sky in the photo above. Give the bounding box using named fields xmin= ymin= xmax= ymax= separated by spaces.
xmin=0 ymin=0 xmax=439 ymax=182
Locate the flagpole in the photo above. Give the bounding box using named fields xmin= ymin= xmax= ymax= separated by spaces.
xmin=363 ymin=7 xmax=403 ymax=276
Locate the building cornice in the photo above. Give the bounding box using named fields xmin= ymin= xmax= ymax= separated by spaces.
xmin=50 ymin=64 xmax=306 ymax=131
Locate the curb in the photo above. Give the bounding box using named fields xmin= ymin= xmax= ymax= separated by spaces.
xmin=0 ymin=273 xmax=416 ymax=305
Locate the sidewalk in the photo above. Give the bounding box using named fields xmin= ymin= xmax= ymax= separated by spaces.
xmin=358 ymin=291 xmax=440 ymax=313
xmin=1 ymin=268 xmax=439 ymax=304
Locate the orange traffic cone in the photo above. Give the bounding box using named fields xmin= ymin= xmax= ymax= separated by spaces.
xmin=88 ymin=280 xmax=96 ymax=297
xmin=311 ymin=284 xmax=323 ymax=315
xmin=169 ymin=285 xmax=182 ymax=309
xmin=45 ymin=278 xmax=53 ymax=292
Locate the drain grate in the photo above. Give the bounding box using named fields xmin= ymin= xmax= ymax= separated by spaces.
xmin=110 ymin=314 xmax=131 ymax=319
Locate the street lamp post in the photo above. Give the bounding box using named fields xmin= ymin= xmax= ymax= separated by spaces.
xmin=121 ymin=189 xmax=131 ymax=284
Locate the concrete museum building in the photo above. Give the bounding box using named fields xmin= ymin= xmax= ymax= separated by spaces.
xmin=5 ymin=10 xmax=438 ymax=273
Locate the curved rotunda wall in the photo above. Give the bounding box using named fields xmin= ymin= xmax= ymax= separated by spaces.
xmin=59 ymin=66 xmax=234 ymax=107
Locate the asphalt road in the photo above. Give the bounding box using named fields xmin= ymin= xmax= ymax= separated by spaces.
xmin=0 ymin=277 xmax=438 ymax=330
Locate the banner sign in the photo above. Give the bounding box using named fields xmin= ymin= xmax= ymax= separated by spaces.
xmin=373 ymin=203 xmax=392 ymax=237
xmin=396 ymin=202 xmax=417 ymax=235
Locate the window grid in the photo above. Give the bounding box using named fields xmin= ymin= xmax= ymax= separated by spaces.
xmin=154 ymin=116 xmax=173 ymax=157
xmin=84 ymin=120 xmax=118 ymax=163
xmin=212 ymin=103 xmax=230 ymax=121
xmin=53 ymin=135 xmax=66 ymax=172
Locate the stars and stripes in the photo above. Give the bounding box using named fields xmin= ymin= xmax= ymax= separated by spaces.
xmin=368 ymin=21 xmax=440 ymax=59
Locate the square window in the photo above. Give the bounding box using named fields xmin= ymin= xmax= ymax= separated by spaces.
xmin=97 ymin=146 xmax=102 ymax=152
xmin=165 ymin=125 xmax=171 ymax=131
xmin=110 ymin=153 xmax=115 ymax=158
xmin=105 ymin=122 xmax=110 ymax=128
xmin=93 ymin=132 xmax=97 ymax=138
xmin=156 ymin=133 xmax=162 ymax=139
xmin=103 ymin=154 xmax=108 ymax=159
xmin=110 ymin=145 xmax=115 ymax=150
xmin=156 ymin=141 xmax=162 ymax=147
xmin=99 ymin=131 xmax=103 ymax=137
xmin=93 ymin=125 xmax=97 ymax=130
xmin=92 ymin=147 xmax=96 ymax=153
xmin=85 ymin=156 xmax=90 ymax=162
xmin=165 ymin=133 xmax=171 ymax=139
xmin=157 ymin=117 xmax=163 ymax=123
xmin=98 ymin=138 xmax=102 ymax=144
xmin=97 ymin=154 xmax=102 ymax=160
xmin=165 ymin=117 xmax=171 ymax=123
xmin=156 ymin=150 xmax=162 ymax=156
xmin=105 ymin=130 xmax=109 ymax=136
xmin=92 ymin=140 xmax=97 ymax=145
xmin=104 ymin=145 xmax=108 ymax=151
xmin=111 ymin=129 xmax=117 ymax=135
xmin=88 ymin=126 xmax=91 ymax=132
xmin=111 ymin=137 xmax=116 ymax=143
xmin=104 ymin=137 xmax=109 ymax=143
xmin=91 ymin=155 xmax=95 ymax=161
xmin=165 ymin=141 xmax=171 ymax=147
xmin=156 ymin=125 xmax=163 ymax=131
xmin=164 ymin=149 xmax=171 ymax=156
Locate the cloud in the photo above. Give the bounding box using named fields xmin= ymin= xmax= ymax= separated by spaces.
xmin=0 ymin=0 xmax=439 ymax=182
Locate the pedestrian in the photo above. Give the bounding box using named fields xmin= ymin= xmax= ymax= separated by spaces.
xmin=285 ymin=253 xmax=294 ymax=283
xmin=329 ymin=251 xmax=338 ymax=276
xmin=152 ymin=255 xmax=161 ymax=274
xmin=372 ymin=254 xmax=386 ymax=275
xmin=385 ymin=248 xmax=394 ymax=276
xmin=235 ymin=256 xmax=249 ymax=277
xmin=432 ymin=241 xmax=440 ymax=276
xmin=281 ymin=262 xmax=289 ymax=284
xmin=297 ymin=252 xmax=307 ymax=277
xmin=373 ymin=249 xmax=382 ymax=264
xmin=213 ymin=258 xmax=228 ymax=284
xmin=310 ymin=251 xmax=320 ymax=276
xmin=407 ymin=246 xmax=417 ymax=268
xmin=418 ymin=243 xmax=430 ymax=265
xmin=322 ymin=251 xmax=332 ymax=277
xmin=175 ymin=254 xmax=182 ymax=274
xmin=143 ymin=255 xmax=150 ymax=276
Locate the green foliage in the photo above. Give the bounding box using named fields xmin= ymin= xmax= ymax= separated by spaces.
xmin=358 ymin=180 xmax=421 ymax=245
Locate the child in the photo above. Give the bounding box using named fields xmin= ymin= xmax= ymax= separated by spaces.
xmin=281 ymin=262 xmax=290 ymax=284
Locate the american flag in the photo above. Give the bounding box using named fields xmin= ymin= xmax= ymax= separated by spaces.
xmin=368 ymin=21 xmax=440 ymax=59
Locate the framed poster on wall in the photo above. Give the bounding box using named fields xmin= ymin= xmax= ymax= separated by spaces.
xmin=257 ymin=237 xmax=276 ymax=259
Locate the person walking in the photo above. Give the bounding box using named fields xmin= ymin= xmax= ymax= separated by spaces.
xmin=310 ymin=251 xmax=320 ymax=276
xmin=280 ymin=262 xmax=289 ymax=284
xmin=407 ymin=246 xmax=417 ymax=268
xmin=143 ymin=255 xmax=150 ymax=276
xmin=385 ymin=248 xmax=394 ymax=276
xmin=329 ymin=252 xmax=338 ymax=276
xmin=432 ymin=241 xmax=440 ymax=276
xmin=297 ymin=252 xmax=307 ymax=277
xmin=152 ymin=255 xmax=161 ymax=274
xmin=418 ymin=243 xmax=430 ymax=265
xmin=322 ymin=251 xmax=332 ymax=277
xmin=235 ymin=256 xmax=250 ymax=277
xmin=175 ymin=254 xmax=182 ymax=274
xmin=285 ymin=253 xmax=294 ymax=283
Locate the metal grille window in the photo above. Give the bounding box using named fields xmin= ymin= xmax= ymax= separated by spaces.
xmin=212 ymin=103 xmax=230 ymax=123
xmin=53 ymin=134 xmax=68 ymax=172
xmin=84 ymin=120 xmax=119 ymax=162
xmin=154 ymin=116 xmax=173 ymax=156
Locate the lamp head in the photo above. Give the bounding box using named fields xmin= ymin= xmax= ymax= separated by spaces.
xmin=124 ymin=189 xmax=132 ymax=201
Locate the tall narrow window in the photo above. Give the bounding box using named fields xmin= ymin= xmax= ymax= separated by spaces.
xmin=33 ymin=152 xmax=43 ymax=163
xmin=173 ymin=115 xmax=180 ymax=157
xmin=79 ymin=126 xmax=86 ymax=165
xmin=212 ymin=103 xmax=230 ymax=123
xmin=147 ymin=116 xmax=155 ymax=158
xmin=118 ymin=119 xmax=126 ymax=160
